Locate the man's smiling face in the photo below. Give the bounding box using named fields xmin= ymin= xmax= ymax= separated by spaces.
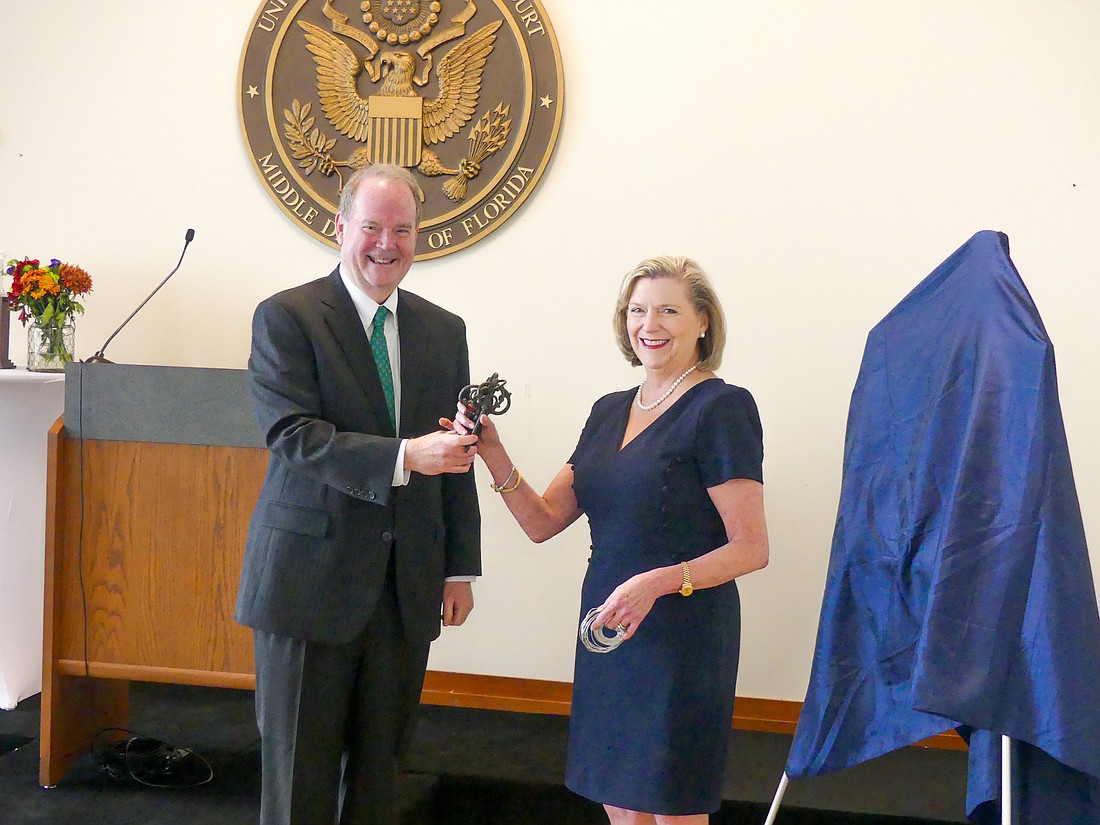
xmin=335 ymin=176 xmax=419 ymax=303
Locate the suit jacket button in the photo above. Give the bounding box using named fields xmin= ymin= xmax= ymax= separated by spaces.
xmin=382 ymin=530 xmax=394 ymax=543
xmin=367 ymin=491 xmax=376 ymax=500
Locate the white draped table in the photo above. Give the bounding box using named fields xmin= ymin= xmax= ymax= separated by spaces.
xmin=0 ymin=370 xmax=65 ymax=709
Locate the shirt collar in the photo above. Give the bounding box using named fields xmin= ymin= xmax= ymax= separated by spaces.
xmin=338 ymin=263 xmax=400 ymax=329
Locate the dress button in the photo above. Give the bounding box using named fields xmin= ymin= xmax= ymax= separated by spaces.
xmin=382 ymin=530 xmax=394 ymax=543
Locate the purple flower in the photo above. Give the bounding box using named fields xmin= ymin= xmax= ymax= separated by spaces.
xmin=50 ymin=258 xmax=61 ymax=268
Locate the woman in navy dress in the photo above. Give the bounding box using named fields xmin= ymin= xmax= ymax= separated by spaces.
xmin=452 ymin=256 xmax=769 ymax=825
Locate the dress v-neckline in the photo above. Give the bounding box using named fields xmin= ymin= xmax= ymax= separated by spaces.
xmin=617 ymin=378 xmax=715 ymax=452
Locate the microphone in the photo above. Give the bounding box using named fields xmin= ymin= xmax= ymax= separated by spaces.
xmin=85 ymin=229 xmax=195 ymax=364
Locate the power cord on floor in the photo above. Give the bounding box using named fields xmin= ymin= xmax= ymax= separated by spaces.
xmin=91 ymin=728 xmax=214 ymax=788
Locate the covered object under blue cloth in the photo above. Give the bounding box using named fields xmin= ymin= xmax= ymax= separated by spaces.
xmin=785 ymin=230 xmax=1100 ymax=822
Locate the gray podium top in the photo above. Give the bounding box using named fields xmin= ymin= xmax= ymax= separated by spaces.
xmin=63 ymin=363 xmax=265 ymax=448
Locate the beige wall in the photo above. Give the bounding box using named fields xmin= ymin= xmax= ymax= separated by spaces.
xmin=2 ymin=1 xmax=1098 ymax=701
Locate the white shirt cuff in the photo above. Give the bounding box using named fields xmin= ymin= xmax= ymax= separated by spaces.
xmin=393 ymin=439 xmax=411 ymax=487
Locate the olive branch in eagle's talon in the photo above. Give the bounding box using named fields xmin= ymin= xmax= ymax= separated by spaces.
xmin=284 ymin=99 xmax=342 ymax=184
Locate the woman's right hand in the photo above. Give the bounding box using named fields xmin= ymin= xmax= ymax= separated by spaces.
xmin=447 ymin=402 xmax=475 ymax=435
xmin=440 ymin=405 xmax=505 ymax=455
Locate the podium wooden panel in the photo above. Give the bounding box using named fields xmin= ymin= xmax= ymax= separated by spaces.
xmin=40 ymin=364 xmax=266 ymax=786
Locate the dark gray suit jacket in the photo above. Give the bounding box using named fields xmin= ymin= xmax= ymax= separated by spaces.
xmin=235 ymin=269 xmax=481 ymax=646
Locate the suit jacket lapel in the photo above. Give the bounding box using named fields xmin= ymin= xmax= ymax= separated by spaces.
xmin=396 ymin=296 xmax=428 ymax=437
xmin=320 ymin=269 xmax=396 ymax=436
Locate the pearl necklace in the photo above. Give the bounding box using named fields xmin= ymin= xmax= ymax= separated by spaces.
xmin=635 ymin=363 xmax=699 ymax=412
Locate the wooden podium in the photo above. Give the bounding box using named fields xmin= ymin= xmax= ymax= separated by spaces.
xmin=40 ymin=363 xmax=267 ymax=786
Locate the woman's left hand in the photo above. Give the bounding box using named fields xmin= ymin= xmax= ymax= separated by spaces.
xmin=591 ymin=570 xmax=665 ymax=640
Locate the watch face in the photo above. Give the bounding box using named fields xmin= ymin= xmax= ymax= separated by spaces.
xmin=680 ymin=583 xmax=693 ymax=597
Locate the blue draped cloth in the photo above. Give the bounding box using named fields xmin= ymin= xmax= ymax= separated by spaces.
xmin=786 ymin=230 xmax=1100 ymax=822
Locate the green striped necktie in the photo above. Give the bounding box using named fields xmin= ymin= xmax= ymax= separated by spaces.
xmin=370 ymin=305 xmax=396 ymax=428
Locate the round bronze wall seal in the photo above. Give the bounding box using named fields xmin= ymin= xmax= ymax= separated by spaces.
xmin=239 ymin=0 xmax=565 ymax=259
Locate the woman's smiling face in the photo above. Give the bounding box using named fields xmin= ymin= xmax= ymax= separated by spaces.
xmin=625 ymin=276 xmax=708 ymax=374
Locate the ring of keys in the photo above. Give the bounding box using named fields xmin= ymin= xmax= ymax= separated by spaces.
xmin=579 ymin=607 xmax=626 ymax=654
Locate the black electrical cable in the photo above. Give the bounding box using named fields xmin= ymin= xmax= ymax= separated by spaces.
xmin=91 ymin=727 xmax=213 ymax=788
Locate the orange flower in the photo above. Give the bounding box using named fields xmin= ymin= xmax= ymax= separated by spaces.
xmin=59 ymin=263 xmax=92 ymax=295
xmin=22 ymin=269 xmax=60 ymax=300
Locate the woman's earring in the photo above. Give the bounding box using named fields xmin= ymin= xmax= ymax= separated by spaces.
xmin=699 ymin=331 xmax=706 ymax=339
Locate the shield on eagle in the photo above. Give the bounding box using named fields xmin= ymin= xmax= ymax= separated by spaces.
xmin=367 ymin=96 xmax=423 ymax=167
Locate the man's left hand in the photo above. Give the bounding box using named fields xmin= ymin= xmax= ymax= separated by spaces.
xmin=442 ymin=581 xmax=474 ymax=626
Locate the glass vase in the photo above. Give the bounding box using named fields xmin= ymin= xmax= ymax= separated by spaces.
xmin=27 ymin=318 xmax=76 ymax=372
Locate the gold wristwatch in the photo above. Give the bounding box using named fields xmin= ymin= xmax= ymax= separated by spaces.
xmin=679 ymin=561 xmax=694 ymax=597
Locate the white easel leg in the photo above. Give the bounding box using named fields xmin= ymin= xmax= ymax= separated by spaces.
xmin=763 ymin=772 xmax=790 ymax=825
xmin=1001 ymin=735 xmax=1013 ymax=825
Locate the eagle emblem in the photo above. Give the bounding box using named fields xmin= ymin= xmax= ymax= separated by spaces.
xmin=239 ymin=0 xmax=563 ymax=256
xmin=285 ymin=0 xmax=512 ymax=203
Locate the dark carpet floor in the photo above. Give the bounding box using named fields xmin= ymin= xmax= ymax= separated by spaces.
xmin=0 ymin=682 xmax=970 ymax=824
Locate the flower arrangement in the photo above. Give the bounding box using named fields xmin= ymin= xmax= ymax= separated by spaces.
xmin=4 ymin=256 xmax=93 ymax=369
xmin=5 ymin=257 xmax=93 ymax=326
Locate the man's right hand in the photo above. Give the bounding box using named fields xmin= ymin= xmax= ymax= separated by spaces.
xmin=404 ymin=429 xmax=478 ymax=475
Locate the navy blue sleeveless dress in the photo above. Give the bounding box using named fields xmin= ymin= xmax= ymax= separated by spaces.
xmin=564 ymin=379 xmax=763 ymax=815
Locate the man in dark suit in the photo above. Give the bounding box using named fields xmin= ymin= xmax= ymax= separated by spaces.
xmin=236 ymin=164 xmax=481 ymax=824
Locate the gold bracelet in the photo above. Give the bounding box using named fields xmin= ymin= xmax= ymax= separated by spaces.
xmin=490 ymin=465 xmax=518 ymax=493
xmin=497 ymin=467 xmax=523 ymax=494
xmin=679 ymin=561 xmax=694 ymax=597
